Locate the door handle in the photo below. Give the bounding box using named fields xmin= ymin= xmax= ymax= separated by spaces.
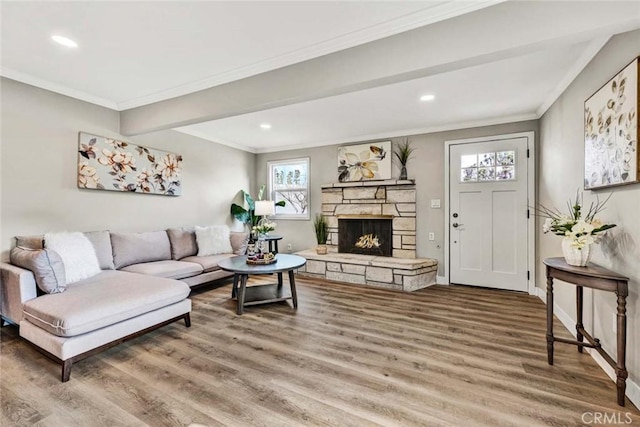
xmin=452 ymin=222 xmax=462 ymax=228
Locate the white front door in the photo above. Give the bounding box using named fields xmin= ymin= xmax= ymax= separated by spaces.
xmin=449 ymin=137 xmax=530 ymax=292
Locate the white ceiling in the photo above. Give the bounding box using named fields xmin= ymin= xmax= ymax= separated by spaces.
xmin=1 ymin=1 xmax=497 ymax=110
xmin=176 ymin=41 xmax=592 ymax=153
xmin=2 ymin=1 xmax=639 ymax=153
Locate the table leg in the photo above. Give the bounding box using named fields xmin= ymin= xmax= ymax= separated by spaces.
xmin=288 ymin=270 xmax=298 ymax=310
xmin=231 ymin=274 xmax=239 ymax=298
xmin=576 ymin=286 xmax=584 ymax=353
xmin=277 ymin=272 xmax=283 ymax=291
xmin=237 ymin=275 xmax=248 ymax=315
xmin=546 ymin=273 xmax=554 ymax=365
xmin=274 ymin=241 xmax=279 ymax=254
xmin=616 ymin=291 xmax=628 ymax=406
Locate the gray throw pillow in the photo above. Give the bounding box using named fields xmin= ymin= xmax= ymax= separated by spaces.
xmin=84 ymin=230 xmax=115 ymax=270
xmin=166 ymin=227 xmax=198 ymax=260
xmin=111 ymin=231 xmax=172 ymax=269
xmin=10 ymin=247 xmax=66 ymax=294
xmin=15 ymin=235 xmax=44 ymax=249
xmin=230 ymin=232 xmax=249 ymax=255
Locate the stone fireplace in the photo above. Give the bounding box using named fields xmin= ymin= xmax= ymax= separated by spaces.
xmin=338 ymin=215 xmax=392 ymax=256
xmin=321 ymin=179 xmax=417 ymax=258
xmin=296 ymin=179 xmax=437 ymax=292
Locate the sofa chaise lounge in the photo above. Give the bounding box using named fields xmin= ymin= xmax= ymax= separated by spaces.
xmin=0 ymin=227 xmax=248 ymax=381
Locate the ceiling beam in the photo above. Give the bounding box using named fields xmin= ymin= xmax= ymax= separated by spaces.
xmin=120 ymin=1 xmax=640 ymax=136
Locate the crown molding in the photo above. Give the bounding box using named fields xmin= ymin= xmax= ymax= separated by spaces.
xmin=253 ymin=113 xmax=539 ymax=153
xmin=0 ymin=67 xmax=119 ymax=110
xmin=536 ymin=36 xmax=610 ymax=117
xmin=115 ymin=1 xmax=504 ymax=110
xmin=179 ymin=113 xmax=538 ymax=155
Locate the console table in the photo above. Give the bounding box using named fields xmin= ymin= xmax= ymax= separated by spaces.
xmin=543 ymin=257 xmax=629 ymax=406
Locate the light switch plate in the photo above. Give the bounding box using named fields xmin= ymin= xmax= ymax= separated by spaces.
xmin=430 ymin=199 xmax=441 ymax=208
xmin=428 ymin=232 xmax=435 ymax=241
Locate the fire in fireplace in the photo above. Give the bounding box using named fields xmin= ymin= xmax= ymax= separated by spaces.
xmin=355 ymin=234 xmax=380 ymax=249
xmin=338 ymin=215 xmax=392 ymax=256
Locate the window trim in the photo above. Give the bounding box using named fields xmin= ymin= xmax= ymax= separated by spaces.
xmin=267 ymin=157 xmax=310 ymax=220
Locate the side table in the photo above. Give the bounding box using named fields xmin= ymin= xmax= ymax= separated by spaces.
xmin=263 ymin=234 xmax=283 ymax=253
xmin=543 ymin=257 xmax=629 ymax=406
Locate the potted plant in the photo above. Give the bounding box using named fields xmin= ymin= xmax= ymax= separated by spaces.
xmin=535 ymin=191 xmax=616 ymax=266
xmin=393 ymin=137 xmax=415 ymax=180
xmin=313 ymin=214 xmax=329 ymax=255
xmin=230 ymin=184 xmax=285 ymax=232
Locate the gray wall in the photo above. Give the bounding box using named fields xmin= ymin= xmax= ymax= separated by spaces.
xmin=256 ymin=120 xmax=538 ymax=274
xmin=0 ymin=78 xmax=254 ymax=259
xmin=538 ymin=30 xmax=640 ymax=395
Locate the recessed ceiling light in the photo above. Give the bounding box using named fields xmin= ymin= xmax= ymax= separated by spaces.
xmin=51 ymin=35 xmax=78 ymax=48
xmin=420 ymin=94 xmax=435 ymax=102
xmin=260 ymin=123 xmax=272 ymax=130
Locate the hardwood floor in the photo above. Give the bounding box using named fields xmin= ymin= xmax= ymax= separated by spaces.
xmin=1 ymin=278 xmax=638 ymax=426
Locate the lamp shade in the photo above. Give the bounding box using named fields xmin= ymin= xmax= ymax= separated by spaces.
xmin=254 ymin=200 xmax=275 ymax=216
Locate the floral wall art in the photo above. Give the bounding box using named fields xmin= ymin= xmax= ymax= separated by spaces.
xmin=584 ymin=57 xmax=639 ymax=190
xmin=337 ymin=141 xmax=391 ymax=182
xmin=77 ymin=132 xmax=182 ymax=196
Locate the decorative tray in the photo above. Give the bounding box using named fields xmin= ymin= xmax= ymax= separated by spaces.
xmin=246 ymin=256 xmax=277 ymax=265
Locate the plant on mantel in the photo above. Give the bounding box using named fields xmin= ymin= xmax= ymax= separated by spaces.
xmin=394 ymin=138 xmax=415 ymax=180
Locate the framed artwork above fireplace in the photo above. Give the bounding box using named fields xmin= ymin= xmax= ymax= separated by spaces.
xmin=337 ymin=141 xmax=391 ymax=182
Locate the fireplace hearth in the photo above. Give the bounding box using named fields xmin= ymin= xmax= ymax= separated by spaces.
xmin=338 ymin=215 xmax=392 ymax=256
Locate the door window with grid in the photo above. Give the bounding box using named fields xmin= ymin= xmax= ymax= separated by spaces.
xmin=460 ymin=150 xmax=516 ymax=182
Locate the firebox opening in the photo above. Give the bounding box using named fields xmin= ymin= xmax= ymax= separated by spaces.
xmin=338 ymin=215 xmax=392 ymax=257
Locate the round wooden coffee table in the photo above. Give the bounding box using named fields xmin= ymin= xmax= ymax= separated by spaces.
xmin=218 ymin=254 xmax=307 ymax=315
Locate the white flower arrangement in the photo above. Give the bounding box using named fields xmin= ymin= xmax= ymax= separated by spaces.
xmin=537 ymin=192 xmax=616 ymax=249
xmin=252 ymin=220 xmax=276 ymax=235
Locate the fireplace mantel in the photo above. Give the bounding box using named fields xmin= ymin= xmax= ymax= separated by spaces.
xmin=337 ymin=214 xmax=393 ymax=219
xmin=321 ymin=179 xmax=414 ymax=189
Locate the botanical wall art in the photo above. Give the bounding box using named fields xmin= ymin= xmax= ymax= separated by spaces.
xmin=77 ymin=132 xmax=182 ymax=196
xmin=584 ymin=57 xmax=639 ymax=190
xmin=338 ymin=141 xmax=391 ymax=182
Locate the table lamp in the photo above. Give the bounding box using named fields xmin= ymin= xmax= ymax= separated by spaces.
xmin=254 ymin=200 xmax=275 ymax=218
xmin=254 ymin=200 xmax=276 ymax=252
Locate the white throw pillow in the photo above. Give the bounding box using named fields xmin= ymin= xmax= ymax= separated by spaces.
xmin=44 ymin=232 xmax=102 ymax=284
xmin=195 ymin=225 xmax=233 ymax=256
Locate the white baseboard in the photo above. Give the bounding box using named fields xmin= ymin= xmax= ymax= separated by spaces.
xmin=536 ymin=287 xmax=640 ymax=409
xmin=436 ymin=275 xmax=448 ymax=285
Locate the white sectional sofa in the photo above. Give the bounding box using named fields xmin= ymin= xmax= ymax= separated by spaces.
xmin=0 ymin=227 xmax=248 ymax=381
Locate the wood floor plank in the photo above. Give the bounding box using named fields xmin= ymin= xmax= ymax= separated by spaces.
xmin=2 ymin=279 xmax=639 ymax=426
xmin=1 ymin=344 xmax=145 ymax=426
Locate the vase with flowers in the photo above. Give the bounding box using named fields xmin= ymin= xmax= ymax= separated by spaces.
xmin=252 ymin=220 xmax=277 ymax=237
xmin=536 ymin=192 xmax=616 ymax=266
xmin=252 ymin=220 xmax=277 ymax=253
